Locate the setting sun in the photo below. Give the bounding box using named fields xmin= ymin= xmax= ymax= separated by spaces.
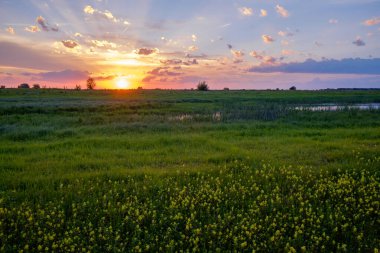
xmin=115 ymin=77 xmax=129 ymax=89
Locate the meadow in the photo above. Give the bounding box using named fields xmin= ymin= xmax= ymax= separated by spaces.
xmin=0 ymin=89 xmax=379 ymax=252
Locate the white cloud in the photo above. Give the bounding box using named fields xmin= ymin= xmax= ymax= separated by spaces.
xmin=276 ymin=5 xmax=289 ymax=18
xmin=84 ymin=5 xmax=95 ymax=14
xmin=25 ymin=26 xmax=40 ymax=33
xmin=191 ymin=34 xmax=197 ymax=42
xmin=329 ymin=19 xmax=338 ymax=24
xmin=262 ymin=35 xmax=275 ymax=43
xmin=239 ymin=7 xmax=253 ymax=16
xmin=260 ymin=9 xmax=267 ymax=17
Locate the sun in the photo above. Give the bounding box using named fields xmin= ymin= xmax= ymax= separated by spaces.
xmin=115 ymin=77 xmax=129 ymax=89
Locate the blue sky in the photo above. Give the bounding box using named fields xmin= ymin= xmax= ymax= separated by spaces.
xmin=0 ymin=0 xmax=379 ymax=89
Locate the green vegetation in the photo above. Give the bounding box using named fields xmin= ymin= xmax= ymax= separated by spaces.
xmin=0 ymin=89 xmax=379 ymax=252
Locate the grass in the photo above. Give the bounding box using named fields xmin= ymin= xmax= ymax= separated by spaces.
xmin=0 ymin=89 xmax=379 ymax=252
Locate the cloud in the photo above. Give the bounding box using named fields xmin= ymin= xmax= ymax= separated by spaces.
xmin=262 ymin=35 xmax=275 ymax=43
xmin=25 ymin=26 xmax=40 ymax=33
xmin=329 ymin=19 xmax=338 ymax=24
xmin=260 ymin=9 xmax=267 ymax=17
xmin=281 ymin=49 xmax=296 ymax=55
xmin=314 ymin=41 xmax=323 ymax=47
xmin=61 ymin=40 xmax=79 ymax=49
xmin=0 ymin=41 xmax=89 ymax=71
xmin=227 ymin=44 xmax=233 ymax=49
xmin=22 ymin=69 xmax=89 ymax=83
xmin=278 ymin=31 xmax=294 ymax=37
xmin=239 ymin=7 xmax=253 ymax=16
xmin=74 ymin=33 xmax=83 ymax=37
xmin=36 ymin=16 xmax=59 ymax=32
xmin=84 ymin=5 xmax=95 ymax=14
xmin=183 ymin=59 xmax=198 ymax=66
xmin=91 ymin=40 xmax=117 ymax=49
xmin=160 ymin=59 xmax=182 ymax=65
xmin=142 ymin=67 xmax=183 ymax=83
xmin=363 ymin=17 xmax=380 ymax=26
xmin=249 ymin=51 xmax=264 ymax=60
xmin=248 ymin=58 xmax=380 ymax=74
xmin=83 ymin=5 xmax=129 ymax=24
xmin=6 ymin=27 xmax=15 ymax=35
xmin=188 ymin=45 xmax=198 ymax=52
xmin=191 ymin=34 xmax=197 ymax=42
xmin=352 ymin=38 xmax=365 ymax=46
xmin=231 ymin=50 xmax=244 ymax=58
xmin=135 ymin=48 xmax=159 ymax=55
xmin=276 ymin=5 xmax=289 ymax=18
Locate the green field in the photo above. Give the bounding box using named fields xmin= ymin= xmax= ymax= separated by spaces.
xmin=1 ymin=89 xmax=379 ymax=252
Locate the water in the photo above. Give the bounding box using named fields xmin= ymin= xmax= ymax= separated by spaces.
xmin=294 ymin=103 xmax=380 ymax=111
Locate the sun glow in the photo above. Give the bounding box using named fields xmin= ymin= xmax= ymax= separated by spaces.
xmin=115 ymin=77 xmax=129 ymax=89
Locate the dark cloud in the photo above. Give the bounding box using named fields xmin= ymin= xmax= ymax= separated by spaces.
xmin=160 ymin=59 xmax=182 ymax=65
xmin=36 ymin=16 xmax=59 ymax=32
xmin=352 ymin=38 xmax=365 ymax=46
xmin=62 ymin=40 xmax=79 ymax=48
xmin=136 ymin=48 xmax=159 ymax=55
xmin=248 ymin=58 xmax=380 ymax=74
xmin=227 ymin=44 xmax=233 ymax=49
xmin=143 ymin=67 xmax=183 ymax=83
xmin=0 ymin=41 xmax=89 ymax=71
xmin=183 ymin=59 xmax=198 ymax=65
xmin=24 ymin=70 xmax=89 ymax=82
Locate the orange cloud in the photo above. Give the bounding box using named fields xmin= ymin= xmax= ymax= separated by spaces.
xmin=6 ymin=27 xmax=15 ymax=35
xmin=262 ymin=35 xmax=275 ymax=43
xmin=260 ymin=9 xmax=267 ymax=17
xmin=363 ymin=17 xmax=380 ymax=26
xmin=62 ymin=40 xmax=79 ymax=49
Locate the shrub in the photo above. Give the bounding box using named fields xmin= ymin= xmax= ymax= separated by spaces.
xmin=75 ymin=84 xmax=81 ymax=91
xmin=197 ymin=81 xmax=209 ymax=91
xmin=289 ymin=86 xmax=297 ymax=90
xmin=33 ymin=84 xmax=40 ymax=89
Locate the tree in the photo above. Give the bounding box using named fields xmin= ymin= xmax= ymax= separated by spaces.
xmin=18 ymin=83 xmax=30 ymax=89
xmin=197 ymin=81 xmax=209 ymax=91
xmin=86 ymin=77 xmax=96 ymax=90
xmin=289 ymin=86 xmax=297 ymax=90
xmin=75 ymin=84 xmax=81 ymax=91
xmin=33 ymin=84 xmax=40 ymax=89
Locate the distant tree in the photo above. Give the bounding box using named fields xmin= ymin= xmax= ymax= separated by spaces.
xmin=86 ymin=77 xmax=96 ymax=90
xmin=75 ymin=84 xmax=81 ymax=91
xmin=223 ymin=87 xmax=229 ymax=91
xmin=137 ymin=86 xmax=143 ymax=90
xmin=33 ymin=84 xmax=40 ymax=89
xmin=289 ymin=86 xmax=297 ymax=90
xmin=197 ymin=81 xmax=209 ymax=91
xmin=18 ymin=83 xmax=30 ymax=89
xmin=0 ymin=85 xmax=5 ymax=89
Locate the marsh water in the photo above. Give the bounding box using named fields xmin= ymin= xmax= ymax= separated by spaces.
xmin=294 ymin=103 xmax=380 ymax=111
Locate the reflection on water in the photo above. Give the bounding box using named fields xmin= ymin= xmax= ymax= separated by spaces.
xmin=294 ymin=103 xmax=380 ymax=111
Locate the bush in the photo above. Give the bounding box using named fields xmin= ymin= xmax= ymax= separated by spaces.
xmin=197 ymin=81 xmax=209 ymax=91
xmin=75 ymin=84 xmax=81 ymax=91
xmin=33 ymin=84 xmax=40 ymax=89
xmin=289 ymin=86 xmax=296 ymax=90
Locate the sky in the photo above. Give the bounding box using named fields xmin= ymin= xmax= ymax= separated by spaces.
xmin=0 ymin=0 xmax=380 ymax=90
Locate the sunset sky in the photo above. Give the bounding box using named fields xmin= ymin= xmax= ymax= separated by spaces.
xmin=0 ymin=0 xmax=379 ymax=89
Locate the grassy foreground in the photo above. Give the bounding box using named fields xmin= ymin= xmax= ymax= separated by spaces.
xmin=0 ymin=89 xmax=379 ymax=252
